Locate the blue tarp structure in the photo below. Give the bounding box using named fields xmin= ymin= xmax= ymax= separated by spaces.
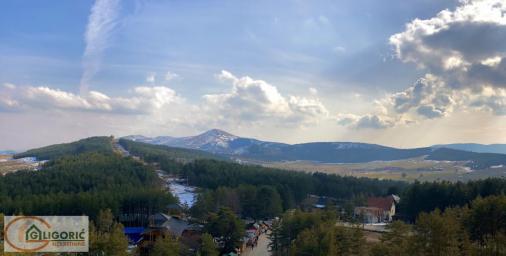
xmin=124 ymin=227 xmax=145 ymax=244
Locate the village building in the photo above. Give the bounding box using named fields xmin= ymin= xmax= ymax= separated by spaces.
xmin=136 ymin=213 xmax=202 ymax=255
xmin=354 ymin=195 xmax=400 ymax=223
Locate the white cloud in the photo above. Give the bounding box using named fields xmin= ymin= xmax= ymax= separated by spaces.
xmin=481 ymin=56 xmax=502 ymax=67
xmin=336 ymin=114 xmax=395 ymax=129
xmin=26 ymin=87 xmax=94 ymax=110
xmin=469 ymin=87 xmax=506 ymax=115
xmin=390 ymin=0 xmax=506 ymax=89
xmin=204 ymin=70 xmax=328 ymax=125
xmin=335 ymin=0 xmax=506 ymax=130
xmin=389 ymin=74 xmax=457 ymax=117
xmin=288 ymin=96 xmax=328 ymax=119
xmin=80 ymin=0 xmax=120 ymax=93
xmin=337 ymin=74 xmax=506 ymax=129
xmin=355 ymin=115 xmax=395 ymax=129
xmin=1 ymin=84 xmax=182 ymax=115
xmin=388 ymin=0 xmax=506 ymax=116
xmin=0 ymin=71 xmax=329 ymax=130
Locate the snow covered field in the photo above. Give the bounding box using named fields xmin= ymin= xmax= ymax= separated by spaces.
xmin=156 ymin=170 xmax=196 ymax=207
xmin=167 ymin=179 xmax=196 ymax=207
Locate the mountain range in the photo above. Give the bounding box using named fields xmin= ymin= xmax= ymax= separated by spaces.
xmin=432 ymin=143 xmax=506 ymax=155
xmin=123 ymin=129 xmax=506 ymax=169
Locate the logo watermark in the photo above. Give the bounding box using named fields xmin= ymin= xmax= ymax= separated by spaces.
xmin=4 ymin=216 xmax=89 ymax=252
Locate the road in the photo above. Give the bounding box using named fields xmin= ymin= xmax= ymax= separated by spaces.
xmin=242 ymin=233 xmax=270 ymax=256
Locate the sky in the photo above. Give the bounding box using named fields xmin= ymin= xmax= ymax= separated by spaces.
xmin=1 ymin=0 xmax=506 ymax=150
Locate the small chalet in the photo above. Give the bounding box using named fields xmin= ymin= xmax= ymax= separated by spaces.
xmin=354 ymin=195 xmax=400 ymax=223
xmin=137 ymin=213 xmax=202 ymax=255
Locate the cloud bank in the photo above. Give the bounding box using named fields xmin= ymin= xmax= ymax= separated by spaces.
xmin=339 ymin=0 xmax=506 ymax=129
xmin=1 ymin=71 xmax=329 ymax=129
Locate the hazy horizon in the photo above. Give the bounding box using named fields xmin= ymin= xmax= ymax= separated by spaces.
xmin=2 ymin=0 xmax=506 ymax=150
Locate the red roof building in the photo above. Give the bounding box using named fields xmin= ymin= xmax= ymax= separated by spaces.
xmin=354 ymin=195 xmax=399 ymax=223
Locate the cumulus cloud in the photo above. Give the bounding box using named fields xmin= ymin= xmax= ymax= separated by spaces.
xmin=469 ymin=87 xmax=506 ymax=115
xmin=337 ymin=114 xmax=395 ymax=129
xmin=0 ymin=85 xmax=182 ymax=114
xmin=80 ymin=0 xmax=120 ymax=93
xmin=338 ymin=75 xmax=506 ymax=129
xmin=337 ymin=0 xmax=506 ymax=129
xmin=354 ymin=115 xmax=395 ymax=129
xmin=389 ymin=74 xmax=458 ymax=118
xmin=388 ymin=0 xmax=506 ymax=118
xmin=204 ymin=70 xmax=328 ymax=125
xmin=416 ymin=105 xmax=445 ymax=118
xmin=390 ymin=0 xmax=506 ymax=89
xmin=0 ymin=72 xmax=330 ymax=129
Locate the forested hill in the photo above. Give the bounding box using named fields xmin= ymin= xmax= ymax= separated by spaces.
xmin=5 ymin=137 xmax=176 ymax=224
xmin=426 ymin=148 xmax=506 ymax=169
xmin=0 ymin=152 xmax=175 ymax=221
xmin=14 ymin=136 xmax=114 ymax=160
xmin=119 ymin=138 xmax=226 ymax=163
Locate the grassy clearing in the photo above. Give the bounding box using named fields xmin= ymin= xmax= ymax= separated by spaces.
xmin=0 ymin=154 xmax=38 ymax=175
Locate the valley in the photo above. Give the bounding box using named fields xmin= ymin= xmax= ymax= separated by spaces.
xmin=263 ymin=158 xmax=506 ymax=182
xmin=0 ymin=154 xmax=45 ymax=175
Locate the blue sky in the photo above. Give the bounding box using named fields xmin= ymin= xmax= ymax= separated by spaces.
xmin=0 ymin=0 xmax=454 ymax=95
xmin=1 ymin=0 xmax=506 ymax=150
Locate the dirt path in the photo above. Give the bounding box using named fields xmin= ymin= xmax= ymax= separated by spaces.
xmin=242 ymin=233 xmax=270 ymax=256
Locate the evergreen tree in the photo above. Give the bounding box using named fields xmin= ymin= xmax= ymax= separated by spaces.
xmin=151 ymin=235 xmax=180 ymax=256
xmin=412 ymin=209 xmax=471 ymax=256
xmin=268 ymin=219 xmax=284 ymax=256
xmin=199 ymin=233 xmax=219 ymax=256
xmin=88 ymin=209 xmax=129 ymax=256
xmin=371 ymin=221 xmax=412 ymax=256
xmin=255 ymin=186 xmax=283 ymax=219
xmin=467 ymin=195 xmax=506 ymax=243
xmin=480 ymin=233 xmax=506 ymax=255
xmin=205 ymin=207 xmax=245 ymax=253
xmin=333 ymin=225 xmax=366 ymax=256
xmin=0 ymin=213 xmax=3 ymax=254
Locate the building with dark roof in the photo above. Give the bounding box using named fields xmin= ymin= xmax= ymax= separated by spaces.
xmin=137 ymin=213 xmax=202 ymax=255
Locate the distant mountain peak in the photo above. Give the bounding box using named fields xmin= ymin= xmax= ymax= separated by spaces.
xmin=199 ymin=129 xmax=237 ymax=138
xmin=121 ymin=131 xmax=506 ymax=168
xmin=184 ymin=129 xmax=239 ymax=150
